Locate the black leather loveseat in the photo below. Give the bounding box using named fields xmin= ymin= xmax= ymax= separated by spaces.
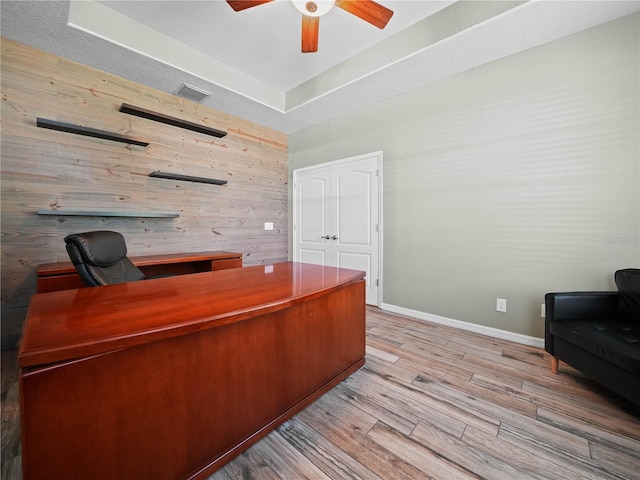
xmin=545 ymin=268 xmax=640 ymax=407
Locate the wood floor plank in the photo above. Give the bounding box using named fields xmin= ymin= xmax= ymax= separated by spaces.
xmin=393 ymin=349 xmax=474 ymax=384
xmin=209 ymin=463 xmax=237 ymax=480
xmin=250 ymin=431 xmax=333 ymax=480
xmin=470 ymin=372 xmax=527 ymax=395
xmin=366 ymin=421 xmax=482 ymax=480
xmin=462 ymin=351 xmax=554 ymax=388
xmin=366 ymin=308 xmax=414 ymax=329
xmin=213 ymin=447 xmax=282 ymax=480
xmin=414 ymin=370 xmax=539 ymax=418
xmin=367 ymin=326 xmax=409 ymax=348
xmin=498 ymin=421 xmax=632 ymax=480
xmin=0 ymin=377 xmax=20 ymax=462
xmin=357 ymin=366 xmax=501 ymax=437
xmin=362 ymin=354 xmax=418 ymax=384
xmin=411 ymin=421 xmax=538 ymax=480
xmin=500 ymin=343 xmax=547 ymax=366
xmin=536 ymin=406 xmax=640 ymax=453
xmin=398 ymin=323 xmax=445 ymax=347
xmin=469 ymin=371 xmax=621 ymax=428
xmin=401 ymin=338 xmax=466 ymax=362
xmin=523 ymin=378 xmax=639 ymax=421
xmin=589 ymin=440 xmax=640 ymax=479
xmin=462 ymin=425 xmax=588 ymax=480
xmin=309 ymin=385 xmax=380 ymax=434
xmin=411 ymin=375 xmax=591 ymax=457
xmin=497 ymin=421 xmax=598 ymax=474
xmin=2 ymin=306 xmax=638 ymax=480
xmin=0 ymin=458 xmax=22 ymax=480
xmin=351 ymin=369 xmax=469 ymax=439
xmin=435 ymin=324 xmax=507 ymax=347
xmin=0 ymin=351 xmax=18 ymax=403
xmin=336 ymin=379 xmax=417 ymax=436
xmin=446 ymin=337 xmax=506 ymax=359
xmin=298 ymin=398 xmax=432 ymax=480
xmin=365 ymin=344 xmax=400 ymax=363
xmin=276 ymin=417 xmax=383 ymax=480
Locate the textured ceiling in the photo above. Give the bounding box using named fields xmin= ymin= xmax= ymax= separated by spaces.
xmin=2 ymin=0 xmax=639 ymax=134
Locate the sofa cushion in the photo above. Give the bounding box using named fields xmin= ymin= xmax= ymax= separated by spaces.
xmin=549 ymin=319 xmax=640 ymax=374
xmin=615 ymin=268 xmax=640 ymax=322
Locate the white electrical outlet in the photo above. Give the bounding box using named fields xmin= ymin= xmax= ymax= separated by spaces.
xmin=496 ymin=298 xmax=507 ymax=313
xmin=541 ymin=303 xmax=546 ymax=317
xmin=264 ymin=222 xmax=274 ymax=231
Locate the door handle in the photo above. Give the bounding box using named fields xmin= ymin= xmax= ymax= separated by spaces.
xmin=331 ymin=235 xmax=338 ymax=240
xmin=321 ymin=235 xmax=330 ymax=240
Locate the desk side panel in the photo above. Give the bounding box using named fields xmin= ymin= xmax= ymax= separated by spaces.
xmin=20 ymin=280 xmax=365 ymax=479
xmin=36 ymin=274 xmax=85 ymax=293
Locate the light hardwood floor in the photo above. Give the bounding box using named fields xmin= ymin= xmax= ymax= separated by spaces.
xmin=2 ymin=307 xmax=639 ymax=479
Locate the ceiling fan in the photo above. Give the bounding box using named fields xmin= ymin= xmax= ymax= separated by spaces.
xmin=226 ymin=0 xmax=394 ymax=53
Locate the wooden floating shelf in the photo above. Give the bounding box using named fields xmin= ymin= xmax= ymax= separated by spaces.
xmin=36 ymin=210 xmax=179 ymax=218
xmin=36 ymin=118 xmax=149 ymax=147
xmin=149 ymin=171 xmax=228 ymax=186
xmin=119 ymin=104 xmax=227 ymax=138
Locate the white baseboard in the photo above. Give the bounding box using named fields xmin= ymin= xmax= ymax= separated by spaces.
xmin=379 ymin=303 xmax=545 ymax=349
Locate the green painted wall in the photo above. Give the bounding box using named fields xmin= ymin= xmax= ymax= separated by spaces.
xmin=288 ymin=13 xmax=640 ymax=338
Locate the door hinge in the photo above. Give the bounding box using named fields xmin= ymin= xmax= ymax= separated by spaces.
xmin=375 ymin=224 xmax=379 ymax=232
xmin=376 ymin=279 xmax=379 ymax=286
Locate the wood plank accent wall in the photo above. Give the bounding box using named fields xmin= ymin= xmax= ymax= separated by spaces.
xmin=0 ymin=38 xmax=289 ymax=349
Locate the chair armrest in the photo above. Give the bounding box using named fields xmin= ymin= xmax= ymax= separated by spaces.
xmin=544 ymin=291 xmax=619 ymax=354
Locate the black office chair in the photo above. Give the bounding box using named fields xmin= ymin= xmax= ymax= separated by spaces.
xmin=64 ymin=231 xmax=145 ymax=286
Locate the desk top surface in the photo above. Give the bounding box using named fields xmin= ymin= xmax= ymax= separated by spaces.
xmin=20 ymin=262 xmax=365 ymax=369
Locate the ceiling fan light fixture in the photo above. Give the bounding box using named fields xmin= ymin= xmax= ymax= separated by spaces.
xmin=292 ymin=0 xmax=335 ymax=17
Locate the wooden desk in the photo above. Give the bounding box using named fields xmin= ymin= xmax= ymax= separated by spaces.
xmin=36 ymin=250 xmax=242 ymax=293
xmin=19 ymin=262 xmax=366 ymax=480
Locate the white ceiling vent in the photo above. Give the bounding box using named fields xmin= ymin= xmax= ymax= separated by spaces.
xmin=174 ymin=83 xmax=211 ymax=103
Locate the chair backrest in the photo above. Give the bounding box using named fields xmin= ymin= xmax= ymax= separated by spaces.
xmin=64 ymin=231 xmax=145 ymax=286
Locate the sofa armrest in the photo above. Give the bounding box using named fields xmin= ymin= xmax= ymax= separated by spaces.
xmin=545 ymin=292 xmax=619 ymax=322
xmin=544 ymin=291 xmax=619 ymax=354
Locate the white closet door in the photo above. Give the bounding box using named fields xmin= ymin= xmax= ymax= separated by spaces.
xmin=293 ymin=152 xmax=381 ymax=306
xmin=294 ymin=167 xmax=332 ymax=267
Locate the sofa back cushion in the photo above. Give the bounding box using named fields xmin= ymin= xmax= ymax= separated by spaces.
xmin=615 ymin=268 xmax=640 ymax=321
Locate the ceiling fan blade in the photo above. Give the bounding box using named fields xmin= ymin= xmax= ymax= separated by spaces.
xmin=226 ymin=1 xmax=274 ymax=12
xmin=335 ymin=0 xmax=393 ymax=29
xmin=301 ymin=16 xmax=319 ymax=53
